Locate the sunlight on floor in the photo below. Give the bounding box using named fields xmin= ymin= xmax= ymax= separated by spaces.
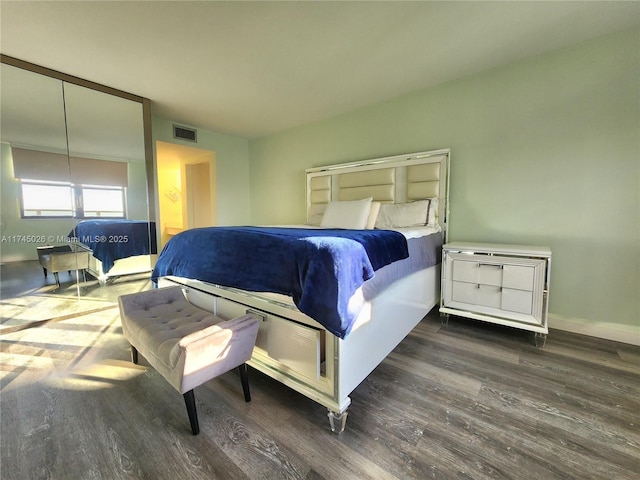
xmin=0 ymin=307 xmax=144 ymax=392
xmin=43 ymin=359 xmax=147 ymax=391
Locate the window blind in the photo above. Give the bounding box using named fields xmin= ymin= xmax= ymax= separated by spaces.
xmin=11 ymin=148 xmax=70 ymax=183
xmin=11 ymin=147 xmax=128 ymax=187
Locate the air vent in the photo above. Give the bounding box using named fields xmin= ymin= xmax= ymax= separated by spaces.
xmin=173 ymin=124 xmax=197 ymax=143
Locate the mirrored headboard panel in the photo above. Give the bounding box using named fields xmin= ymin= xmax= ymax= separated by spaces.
xmin=306 ymin=149 xmax=450 ymax=240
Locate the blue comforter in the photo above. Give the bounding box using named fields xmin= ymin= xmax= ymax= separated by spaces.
xmin=70 ymin=220 xmax=158 ymax=273
xmin=151 ymin=226 xmax=409 ymax=338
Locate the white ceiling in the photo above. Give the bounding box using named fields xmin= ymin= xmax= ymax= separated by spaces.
xmin=1 ymin=1 xmax=638 ymax=139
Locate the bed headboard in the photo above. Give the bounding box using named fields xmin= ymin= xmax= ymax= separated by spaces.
xmin=306 ymin=148 xmax=450 ymax=240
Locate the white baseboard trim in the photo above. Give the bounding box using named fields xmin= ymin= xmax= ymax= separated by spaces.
xmin=548 ymin=314 xmax=640 ymax=346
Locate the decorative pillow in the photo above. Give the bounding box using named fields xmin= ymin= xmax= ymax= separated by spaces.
xmin=426 ymin=197 xmax=438 ymax=226
xmin=365 ymin=202 xmax=381 ymax=229
xmin=320 ymin=197 xmax=372 ymax=229
xmin=375 ymin=199 xmax=436 ymax=229
xmin=307 ymin=203 xmax=327 ymax=226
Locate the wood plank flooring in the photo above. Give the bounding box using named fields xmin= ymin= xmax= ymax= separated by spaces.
xmin=1 ymin=306 xmax=638 ymax=479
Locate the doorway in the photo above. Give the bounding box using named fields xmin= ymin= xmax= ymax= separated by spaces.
xmin=156 ymin=141 xmax=216 ymax=248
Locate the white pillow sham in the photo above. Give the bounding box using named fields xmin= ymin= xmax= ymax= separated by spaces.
xmin=366 ymin=202 xmax=381 ymax=229
xmin=320 ymin=197 xmax=373 ymax=229
xmin=375 ymin=198 xmax=438 ymax=229
xmin=307 ymin=204 xmax=326 ymax=226
xmin=427 ymin=198 xmax=438 ymax=226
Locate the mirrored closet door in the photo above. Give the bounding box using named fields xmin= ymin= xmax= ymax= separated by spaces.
xmin=0 ymin=56 xmax=154 ymax=333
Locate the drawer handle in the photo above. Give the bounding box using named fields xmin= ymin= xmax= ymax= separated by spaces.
xmin=477 ymin=263 xmax=503 ymax=268
xmin=246 ymin=308 xmax=267 ymax=322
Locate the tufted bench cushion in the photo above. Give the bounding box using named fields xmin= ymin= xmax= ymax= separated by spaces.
xmin=118 ymin=286 xmax=260 ymax=434
xmin=121 ymin=289 xmax=226 ymax=383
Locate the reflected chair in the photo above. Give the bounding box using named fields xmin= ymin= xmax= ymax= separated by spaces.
xmin=36 ymin=244 xmax=91 ymax=286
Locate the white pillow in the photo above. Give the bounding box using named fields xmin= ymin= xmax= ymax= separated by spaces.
xmin=366 ymin=202 xmax=381 ymax=229
xmin=426 ymin=198 xmax=438 ymax=226
xmin=375 ymin=199 xmax=435 ymax=229
xmin=307 ymin=204 xmax=327 ymax=226
xmin=320 ymin=197 xmax=372 ymax=229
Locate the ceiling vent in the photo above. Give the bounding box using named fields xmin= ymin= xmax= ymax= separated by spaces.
xmin=173 ymin=124 xmax=197 ymax=143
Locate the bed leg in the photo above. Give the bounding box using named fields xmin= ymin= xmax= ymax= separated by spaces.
xmin=130 ymin=345 xmax=139 ymax=364
xmin=534 ymin=332 xmax=547 ymax=349
xmin=327 ymin=409 xmax=348 ymax=434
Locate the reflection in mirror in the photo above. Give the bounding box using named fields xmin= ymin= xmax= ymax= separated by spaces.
xmin=0 ymin=58 xmax=154 ymax=334
xmin=0 ymin=64 xmax=68 ymax=153
xmin=1 ymin=63 xmax=71 ymax=260
xmin=63 ymin=82 xmax=156 ymax=288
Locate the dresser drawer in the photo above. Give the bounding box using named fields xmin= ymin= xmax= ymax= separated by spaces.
xmin=452 ymin=281 xmax=502 ymax=308
xmin=503 ymin=264 xmax=535 ymax=291
xmin=452 ymin=282 xmax=534 ymax=315
xmin=450 ymin=255 xmax=539 ymax=292
xmin=502 ymin=288 xmax=534 ymax=314
xmin=452 ymin=259 xmax=503 ymax=286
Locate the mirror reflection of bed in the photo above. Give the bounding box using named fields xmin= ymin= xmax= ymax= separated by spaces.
xmin=154 ymin=148 xmax=450 ymax=432
xmin=69 ymin=219 xmax=157 ymax=286
xmin=0 ymin=56 xmax=155 ymax=333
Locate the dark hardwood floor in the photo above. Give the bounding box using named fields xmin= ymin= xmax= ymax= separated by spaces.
xmin=1 ymin=270 xmax=638 ymax=479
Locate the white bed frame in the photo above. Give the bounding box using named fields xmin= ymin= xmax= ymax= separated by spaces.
xmin=158 ymin=148 xmax=450 ymax=432
xmin=88 ymin=254 xmax=157 ymax=286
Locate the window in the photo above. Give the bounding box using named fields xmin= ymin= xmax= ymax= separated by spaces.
xmin=80 ymin=185 xmax=125 ymax=218
xmin=21 ymin=182 xmax=74 ymax=217
xmin=20 ymin=180 xmax=126 ymax=219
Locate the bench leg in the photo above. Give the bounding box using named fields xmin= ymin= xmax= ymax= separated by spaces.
xmin=130 ymin=345 xmax=139 ymax=364
xmin=239 ymin=363 xmax=251 ymax=402
xmin=183 ymin=390 xmax=199 ymax=435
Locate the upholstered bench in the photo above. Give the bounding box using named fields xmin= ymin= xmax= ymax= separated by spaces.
xmin=36 ymin=244 xmax=91 ymax=286
xmin=118 ymin=286 xmax=260 ymax=435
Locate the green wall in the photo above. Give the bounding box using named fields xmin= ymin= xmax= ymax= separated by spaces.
xmin=151 ymin=116 xmax=251 ymax=226
xmin=249 ymin=28 xmax=640 ymax=335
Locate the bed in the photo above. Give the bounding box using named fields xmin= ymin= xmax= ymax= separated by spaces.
xmin=154 ymin=148 xmax=450 ymax=432
xmin=69 ymin=219 xmax=158 ymax=285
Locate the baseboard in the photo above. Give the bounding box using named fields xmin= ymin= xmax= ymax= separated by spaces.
xmin=548 ymin=313 xmax=640 ymax=346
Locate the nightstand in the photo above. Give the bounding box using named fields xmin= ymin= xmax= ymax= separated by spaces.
xmin=440 ymin=242 xmax=551 ymax=347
